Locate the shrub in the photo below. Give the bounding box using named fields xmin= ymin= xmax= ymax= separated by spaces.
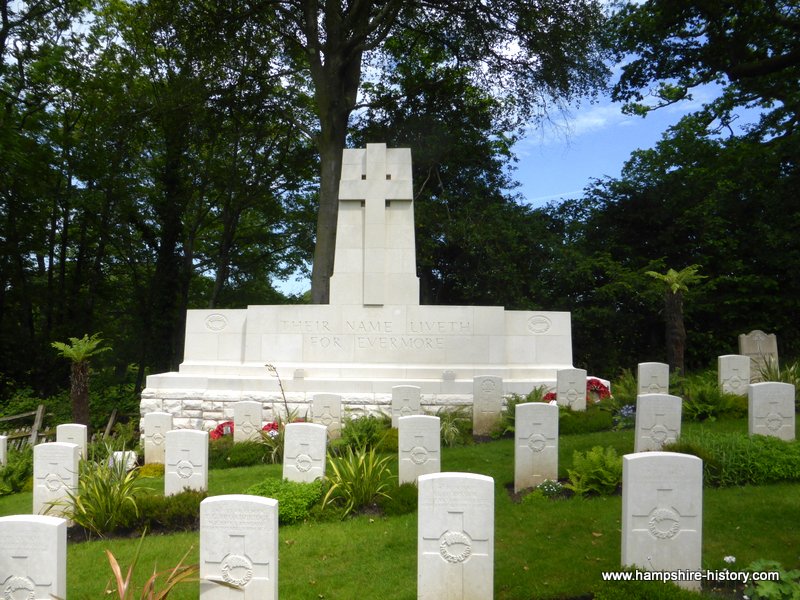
xmin=675 ymin=371 xmax=745 ymax=421
xmin=245 ymin=478 xmax=324 ymax=524
xmin=256 ymin=409 xmax=304 ymax=464
xmin=131 ymin=490 xmax=205 ymax=533
xmin=609 ymin=369 xmax=638 ymax=407
xmin=137 ymin=463 xmax=165 ymax=478
xmin=49 ymin=449 xmax=142 ymax=537
xmin=495 ymin=393 xmax=527 ymax=438
xmin=664 ymin=431 xmax=800 ymax=487
xmin=338 ymin=413 xmax=391 ymax=452
xmin=565 ymin=446 xmax=622 ymax=497
xmin=559 ymin=405 xmax=614 ymax=435
xmin=377 ymin=482 xmax=418 ymax=516
xmin=322 ymin=446 xmax=393 ymax=517
xmin=0 ymin=445 xmax=33 ymax=496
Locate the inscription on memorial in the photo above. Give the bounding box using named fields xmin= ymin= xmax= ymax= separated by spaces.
xmin=407 ymin=320 xmax=471 ymax=334
xmin=356 ymin=336 xmax=444 ymax=350
xmin=279 ymin=320 xmax=333 ymax=333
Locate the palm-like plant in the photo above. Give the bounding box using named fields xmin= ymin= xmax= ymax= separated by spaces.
xmin=646 ymin=265 xmax=705 ymax=375
xmin=52 ymin=332 xmax=110 ymax=427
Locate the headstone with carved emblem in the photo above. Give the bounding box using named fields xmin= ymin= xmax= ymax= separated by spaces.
xmin=32 ymin=442 xmax=79 ymax=516
xmin=56 ymin=423 xmax=87 ymax=459
xmin=233 ymin=401 xmax=263 ymax=443
xmin=718 ymin=354 xmax=751 ymax=395
xmin=165 ymin=429 xmax=208 ymax=496
xmin=418 ymin=472 xmax=494 ymax=599
xmin=634 ymin=394 xmax=682 ymax=452
xmin=748 ymin=382 xmax=795 ymax=441
xmin=312 ymin=393 xmax=342 ymax=438
xmin=399 ymin=415 xmax=440 ymax=484
xmin=282 ymin=422 xmax=327 ymax=483
xmin=556 ymin=368 xmax=587 ymax=411
xmin=472 ymin=376 xmax=503 ymax=436
xmin=739 ymin=330 xmax=779 ymax=380
xmin=514 ymin=402 xmax=558 ymax=492
xmin=392 ymin=385 xmax=422 ymax=427
xmin=0 ymin=515 xmax=67 ymax=600
xmin=143 ymin=412 xmax=173 ymax=464
xmin=200 ymin=495 xmax=278 ymax=599
xmin=637 ymin=362 xmax=670 ymax=395
xmin=621 ymin=452 xmax=703 ymax=590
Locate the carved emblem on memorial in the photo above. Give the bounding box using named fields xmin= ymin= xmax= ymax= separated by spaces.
xmin=204 ymin=314 xmax=228 ymax=332
xmin=220 ymin=553 xmax=254 ymax=587
xmin=439 ymin=530 xmax=472 ymax=564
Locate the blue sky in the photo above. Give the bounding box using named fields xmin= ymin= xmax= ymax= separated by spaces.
xmin=512 ymin=88 xmax=718 ymax=208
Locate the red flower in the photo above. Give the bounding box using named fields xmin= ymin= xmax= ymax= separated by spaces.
xmin=543 ymin=392 xmax=557 ymax=402
xmin=210 ymin=420 xmax=234 ymax=440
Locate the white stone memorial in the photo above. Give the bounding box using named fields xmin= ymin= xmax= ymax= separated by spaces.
xmin=748 ymin=382 xmax=795 ymax=441
xmin=556 ymin=368 xmax=587 ymax=411
xmin=472 ymin=376 xmax=503 ymax=436
xmin=0 ymin=435 xmax=6 ymax=467
xmin=282 ymin=422 xmax=327 ymax=483
xmin=739 ymin=329 xmax=779 ymax=379
xmin=56 ymin=423 xmax=87 ymax=459
xmin=143 ymin=411 xmax=173 ymax=464
xmin=399 ymin=415 xmax=440 ymax=484
xmin=233 ymin=400 xmax=263 ymax=443
xmin=637 ymin=362 xmax=670 ymax=395
xmin=634 ymin=394 xmax=682 ymax=452
xmin=33 ymin=442 xmax=79 ymax=516
xmin=0 ymin=514 xmax=67 ymax=600
xmin=392 ymin=385 xmax=422 ymax=427
xmin=200 ymin=495 xmax=278 ymax=599
xmin=621 ymin=452 xmax=702 ymax=590
xmin=111 ymin=450 xmax=138 ymax=471
xmin=312 ymin=393 xmax=342 ymax=438
xmin=514 ymin=402 xmax=558 ymax=492
xmin=141 ymin=144 xmax=574 ymax=430
xmin=718 ymin=354 xmax=750 ymax=395
xmin=418 ymin=472 xmax=494 ymax=600
xmin=165 ymin=429 xmax=209 ymax=496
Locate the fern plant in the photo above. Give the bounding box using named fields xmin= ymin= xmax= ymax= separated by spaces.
xmin=52 ymin=332 xmax=110 ymax=427
xmin=565 ymin=446 xmax=623 ymax=497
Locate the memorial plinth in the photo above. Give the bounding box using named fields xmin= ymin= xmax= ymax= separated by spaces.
xmin=142 ymin=144 xmax=573 ymax=429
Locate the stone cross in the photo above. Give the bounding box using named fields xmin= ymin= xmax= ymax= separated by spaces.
xmin=331 ymin=143 xmax=418 ymax=306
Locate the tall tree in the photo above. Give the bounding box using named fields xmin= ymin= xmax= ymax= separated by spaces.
xmin=258 ymin=0 xmax=610 ymax=303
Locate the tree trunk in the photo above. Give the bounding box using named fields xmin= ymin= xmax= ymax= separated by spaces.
xmin=664 ymin=291 xmax=686 ymax=375
xmin=70 ymin=360 xmax=90 ymax=427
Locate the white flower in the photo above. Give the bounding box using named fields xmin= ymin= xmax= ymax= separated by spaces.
xmin=724 ymin=555 xmax=736 ymax=564
xmin=548 ymin=400 xmax=558 ymax=406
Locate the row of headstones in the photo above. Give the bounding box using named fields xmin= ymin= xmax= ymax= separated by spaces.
xmin=640 ymin=356 xmax=757 ymax=396
xmin=0 ymin=452 xmax=708 ymax=597
xmin=15 ymin=373 xmax=798 ymax=518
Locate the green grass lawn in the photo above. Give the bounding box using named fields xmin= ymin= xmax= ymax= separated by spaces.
xmin=2 ymin=418 xmax=798 ymax=599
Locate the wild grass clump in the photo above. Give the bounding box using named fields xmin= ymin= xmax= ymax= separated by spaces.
xmin=322 ymin=446 xmax=393 ymax=517
xmin=336 ymin=413 xmax=391 ymax=452
xmin=559 ymin=404 xmax=614 ymax=435
xmin=245 ymin=478 xmax=324 ymax=524
xmin=436 ymin=405 xmax=472 ymax=447
xmin=665 ymin=431 xmax=800 ymax=486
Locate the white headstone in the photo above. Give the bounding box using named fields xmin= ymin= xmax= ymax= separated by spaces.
xmin=200 ymin=495 xmax=278 ymax=599
xmin=330 ymin=143 xmax=419 ymax=306
xmin=738 ymin=330 xmax=779 ymax=379
xmin=312 ymin=394 xmax=343 ymax=438
xmin=637 ymin=362 xmax=670 ymax=395
xmin=0 ymin=435 xmax=6 ymax=468
xmin=0 ymin=514 xmax=67 ymax=600
xmin=282 ymin=423 xmax=327 ymax=483
xmin=399 ymin=415 xmax=440 ymax=485
xmin=514 ymin=402 xmax=559 ymax=492
xmin=621 ymin=452 xmax=703 ymax=590
xmin=634 ymin=394 xmax=682 ymax=452
xmin=33 ymin=442 xmax=80 ymax=516
xmin=233 ymin=401 xmax=263 ymax=443
xmin=165 ymin=429 xmax=209 ymax=496
xmin=418 ymin=472 xmax=494 ymax=600
xmin=718 ymin=354 xmax=751 ymax=395
xmin=143 ymin=412 xmax=173 ymax=464
xmin=556 ymin=368 xmax=587 ymax=411
xmin=472 ymin=376 xmax=503 ymax=436
xmin=748 ymin=382 xmax=795 ymax=441
xmin=110 ymin=451 xmax=138 ymax=471
xmin=392 ymin=385 xmax=422 ymax=428
xmin=56 ymin=423 xmax=87 ymax=459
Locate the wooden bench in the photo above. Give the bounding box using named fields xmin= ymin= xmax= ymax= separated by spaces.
xmin=0 ymin=405 xmax=55 ymax=450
